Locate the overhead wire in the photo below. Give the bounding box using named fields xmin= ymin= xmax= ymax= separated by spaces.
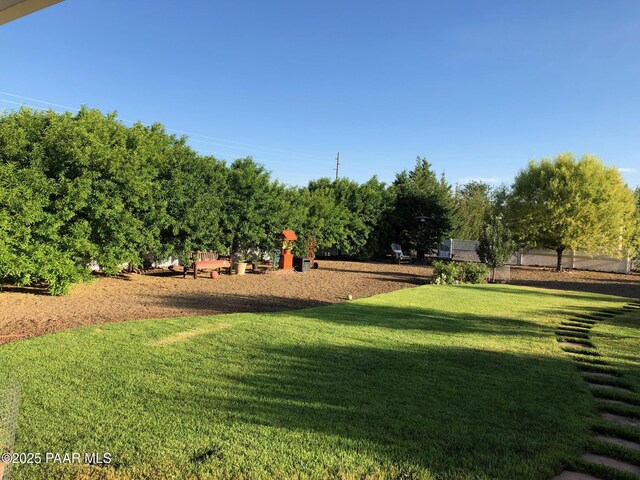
xmin=0 ymin=91 xmax=330 ymax=162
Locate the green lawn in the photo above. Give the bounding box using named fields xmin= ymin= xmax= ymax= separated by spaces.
xmin=0 ymin=284 xmax=635 ymax=480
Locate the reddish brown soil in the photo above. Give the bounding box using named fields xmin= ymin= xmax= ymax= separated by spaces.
xmin=0 ymin=261 xmax=432 ymax=344
xmin=1 ymin=261 xmax=638 ymax=345
xmin=510 ymin=266 xmax=640 ymax=300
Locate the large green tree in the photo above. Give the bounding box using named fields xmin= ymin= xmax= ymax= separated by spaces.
xmin=506 ymin=153 xmax=637 ymax=271
xmin=388 ymin=157 xmax=454 ymax=258
xmin=452 ymin=181 xmax=493 ymax=240
xmin=223 ymin=157 xmax=301 ymax=258
xmin=0 ymin=108 xmax=230 ymax=293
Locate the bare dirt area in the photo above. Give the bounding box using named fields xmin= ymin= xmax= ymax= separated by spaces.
xmin=511 ymin=266 xmax=640 ymax=300
xmin=1 ymin=261 xmax=638 ymax=345
xmin=0 ymin=261 xmax=432 ymax=344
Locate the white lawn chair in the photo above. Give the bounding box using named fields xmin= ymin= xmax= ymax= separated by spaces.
xmin=391 ymin=243 xmax=411 ymax=264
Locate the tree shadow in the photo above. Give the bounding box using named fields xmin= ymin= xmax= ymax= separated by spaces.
xmin=285 ymin=301 xmax=548 ymax=338
xmin=150 ymin=343 xmax=585 ymax=479
xmin=0 ymin=284 xmax=51 ymax=295
xmin=462 ymin=284 xmax=636 ymax=302
xmin=146 ymin=291 xmax=332 ymax=314
xmin=510 ymin=278 xmax=640 ymax=300
xmin=371 ymin=276 xmax=427 ymax=286
xmin=320 ymin=265 xmax=432 ymax=280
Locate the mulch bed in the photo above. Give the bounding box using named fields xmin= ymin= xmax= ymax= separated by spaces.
xmin=510 ymin=266 xmax=640 ymax=300
xmin=0 ymin=261 xmax=432 ymax=344
xmin=1 ymin=261 xmax=638 ymax=345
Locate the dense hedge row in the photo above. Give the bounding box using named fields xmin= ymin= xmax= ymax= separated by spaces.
xmin=0 ymin=108 xmax=458 ymax=294
xmin=3 ymin=109 xmax=638 ymax=294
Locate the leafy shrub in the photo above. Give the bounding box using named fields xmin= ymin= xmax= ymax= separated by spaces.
xmin=432 ymin=261 xmax=488 ymax=285
xmin=432 ymin=261 xmax=461 ymax=285
xmin=460 ymin=262 xmax=489 ymax=284
xmin=32 ymin=248 xmax=92 ymax=296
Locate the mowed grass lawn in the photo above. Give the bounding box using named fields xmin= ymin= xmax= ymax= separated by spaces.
xmin=0 ymin=284 xmax=635 ymax=480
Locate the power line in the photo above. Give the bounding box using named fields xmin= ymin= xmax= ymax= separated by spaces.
xmin=0 ymin=91 xmax=330 ymax=162
xmin=0 ymin=97 xmax=344 ymax=185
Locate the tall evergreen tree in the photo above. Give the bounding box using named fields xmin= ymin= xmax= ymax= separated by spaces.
xmin=389 ymin=157 xmax=454 ymax=258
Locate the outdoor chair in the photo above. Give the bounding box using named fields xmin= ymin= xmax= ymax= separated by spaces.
xmin=391 ymin=243 xmax=411 ymax=264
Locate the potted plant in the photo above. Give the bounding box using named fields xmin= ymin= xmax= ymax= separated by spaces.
xmin=234 ymin=251 xmax=248 ymax=275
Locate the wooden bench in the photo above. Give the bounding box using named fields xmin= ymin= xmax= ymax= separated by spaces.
xmin=183 ymin=251 xmax=231 ymax=279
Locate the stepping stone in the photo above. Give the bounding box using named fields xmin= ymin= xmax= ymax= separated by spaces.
xmin=600 ymin=412 xmax=640 ymax=427
xmin=557 ymin=333 xmax=591 ymax=340
xmin=571 ymin=317 xmax=598 ymax=323
xmin=571 ymin=356 xmax=609 ymax=365
xmin=578 ymin=365 xmax=617 ymax=376
xmin=559 ymin=339 xmax=594 ymax=347
xmin=561 ymin=323 xmax=592 ymax=330
xmin=563 ymin=348 xmax=600 ymax=357
xmin=551 ymin=471 xmax=602 ymax=480
xmin=558 ymin=340 xmax=591 ymax=348
xmin=581 ymin=371 xmax=616 ymax=379
xmin=557 ymin=333 xmax=591 ymax=341
xmin=594 ymin=434 xmax=640 ymax=451
xmin=596 ymin=398 xmax=634 ymax=407
xmin=581 ymin=453 xmax=640 ymax=474
xmin=556 ymin=327 xmax=589 ymax=338
xmin=566 ymin=322 xmax=597 ymax=328
xmin=588 ymin=382 xmax=630 ymax=392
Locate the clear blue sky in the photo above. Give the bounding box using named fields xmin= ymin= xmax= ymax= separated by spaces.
xmin=1 ymin=0 xmax=639 ymax=188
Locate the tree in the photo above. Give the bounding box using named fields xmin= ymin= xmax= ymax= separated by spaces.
xmin=631 ymin=187 xmax=640 ymax=262
xmin=223 ymin=157 xmax=291 ymax=258
xmin=389 ymin=157 xmax=454 ymax=258
xmin=297 ymin=178 xmax=351 ymax=253
xmin=476 ymin=214 xmax=516 ymax=282
xmin=506 ymin=153 xmax=637 ymax=271
xmin=452 ymin=181 xmax=493 ymax=240
xmin=0 ymin=107 xmax=230 ymax=292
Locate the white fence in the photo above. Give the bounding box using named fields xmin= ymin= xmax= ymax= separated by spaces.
xmin=439 ymin=239 xmax=631 ymax=274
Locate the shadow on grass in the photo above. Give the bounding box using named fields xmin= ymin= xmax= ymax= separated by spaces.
xmin=146 ymin=286 xmax=582 ymax=337
xmin=153 ymin=343 xmax=585 ymax=479
xmin=463 ymin=284 xmax=636 ymax=302
xmin=285 ymin=301 xmax=548 ymax=338
xmin=509 ymin=278 xmax=640 ymax=300
xmin=4 ymin=287 xmax=608 ymax=479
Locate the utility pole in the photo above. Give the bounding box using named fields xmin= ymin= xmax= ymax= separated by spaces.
xmin=335 ymin=152 xmax=340 ymax=181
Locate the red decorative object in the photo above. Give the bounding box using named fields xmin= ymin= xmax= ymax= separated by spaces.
xmin=277 ymin=230 xmax=298 ymax=270
xmin=279 ymin=250 xmax=294 ymax=270
xmin=305 ymin=236 xmax=317 ymax=263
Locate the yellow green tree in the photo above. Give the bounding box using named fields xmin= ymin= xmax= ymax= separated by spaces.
xmin=506 ymin=153 xmax=637 ymax=271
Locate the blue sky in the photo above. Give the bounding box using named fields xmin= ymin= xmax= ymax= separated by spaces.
xmin=1 ymin=0 xmax=639 ymax=188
